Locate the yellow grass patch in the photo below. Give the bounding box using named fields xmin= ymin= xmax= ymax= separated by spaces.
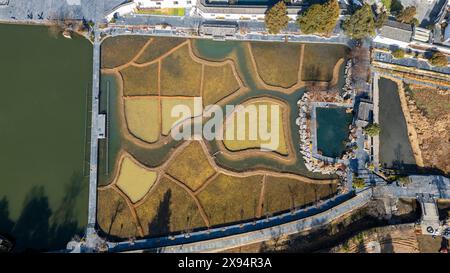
xmin=97 ymin=188 xmax=140 ymax=238
xmin=120 ymin=63 xmax=159 ymax=96
xmin=136 ymin=177 xmax=205 ymax=236
xmin=302 ymin=44 xmax=348 ymax=82
xmin=124 ymin=97 xmax=160 ymax=143
xmin=203 ymin=64 xmax=240 ymax=105
xmin=263 ymin=176 xmax=337 ymax=215
xmin=101 ymin=36 xmax=149 ymax=69
xmin=160 ymin=45 xmax=202 ymax=96
xmin=136 ymin=37 xmax=186 ymax=64
xmin=161 ymin=97 xmax=202 ymax=136
xmin=223 ymin=100 xmax=288 ymax=154
xmin=167 ymin=141 xmax=216 ymax=191
xmin=115 ymin=155 xmax=158 ymax=203
xmin=250 ymin=42 xmax=301 ymax=88
xmin=197 ymin=174 xmax=263 ymax=226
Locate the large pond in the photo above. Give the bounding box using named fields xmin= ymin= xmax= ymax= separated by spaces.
xmin=316 ymin=107 xmax=352 ymax=158
xmin=0 ymin=24 xmax=92 ymax=251
xmin=378 ymin=77 xmax=416 ymax=171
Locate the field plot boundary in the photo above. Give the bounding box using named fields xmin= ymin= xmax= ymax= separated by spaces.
xmin=98 ymin=37 xmax=344 ymax=240
xmin=217 ymin=96 xmax=297 ymax=165
xmin=99 ymin=140 xmax=338 ymax=237
xmin=247 ymin=43 xmax=306 ymax=93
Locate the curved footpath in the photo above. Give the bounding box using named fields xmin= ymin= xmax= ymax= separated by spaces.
xmin=106 ymin=190 xmax=372 ymax=253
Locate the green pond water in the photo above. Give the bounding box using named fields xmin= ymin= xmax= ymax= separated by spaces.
xmin=0 ymin=24 xmax=92 ymax=251
xmin=100 ymin=38 xmax=349 ymax=183
xmin=378 ymin=77 xmax=416 ymax=170
xmin=316 ymin=107 xmax=352 ymax=158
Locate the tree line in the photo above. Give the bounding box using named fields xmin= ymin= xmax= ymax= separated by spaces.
xmin=264 ymin=0 xmax=421 ymax=39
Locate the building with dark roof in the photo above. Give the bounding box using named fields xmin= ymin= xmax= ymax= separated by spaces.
xmin=373 ymin=20 xmax=413 ymax=48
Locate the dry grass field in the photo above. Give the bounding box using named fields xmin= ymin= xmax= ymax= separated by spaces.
xmin=101 ymin=36 xmax=149 ymax=69
xmin=120 ymin=63 xmax=159 ymax=96
xmin=302 ymin=44 xmax=347 ymax=82
xmin=250 ymin=42 xmax=301 ymax=88
xmin=136 ymin=37 xmax=186 ymax=64
xmin=405 ymin=85 xmax=450 ymax=173
xmin=160 ymin=45 xmax=202 ymax=96
xmin=223 ymin=100 xmax=288 ymax=155
xmin=98 ymin=37 xmax=344 ymax=240
xmin=136 ymin=176 xmax=206 ymax=237
xmin=124 ymin=97 xmax=160 ymax=143
xmin=166 ymin=141 xmax=216 ymax=191
xmin=263 ymin=176 xmax=337 ymax=215
xmin=197 ymin=174 xmax=263 ymax=226
xmin=203 ymin=64 xmax=240 ymax=106
xmin=97 ymin=188 xmax=140 ymax=238
xmin=115 ymin=155 xmax=158 ymax=203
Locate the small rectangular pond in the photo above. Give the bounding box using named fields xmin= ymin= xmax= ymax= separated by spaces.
xmin=316 ymin=107 xmax=352 ymax=158
xmin=378 ymin=77 xmax=416 ymax=170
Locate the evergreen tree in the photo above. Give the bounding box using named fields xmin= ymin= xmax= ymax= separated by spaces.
xmin=396 ymin=6 xmax=417 ymax=24
xmin=265 ymin=1 xmax=289 ymax=34
xmin=342 ymin=4 xmax=375 ymax=39
xmin=297 ymin=0 xmax=340 ymax=35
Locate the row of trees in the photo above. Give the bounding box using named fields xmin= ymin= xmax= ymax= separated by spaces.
xmin=264 ymin=0 xmax=340 ymax=35
xmin=265 ymin=1 xmax=380 ymax=39
xmin=391 ymin=49 xmax=448 ymax=67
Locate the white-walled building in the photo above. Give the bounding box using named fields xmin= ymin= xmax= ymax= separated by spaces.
xmin=135 ymin=0 xmax=196 ymax=9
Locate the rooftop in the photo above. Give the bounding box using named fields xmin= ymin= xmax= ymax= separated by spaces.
xmin=379 ymin=20 xmax=413 ymax=43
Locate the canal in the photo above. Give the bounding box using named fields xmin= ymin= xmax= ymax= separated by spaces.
xmin=0 ymin=24 xmax=92 ymax=251
xmin=99 ymin=38 xmax=349 ymax=187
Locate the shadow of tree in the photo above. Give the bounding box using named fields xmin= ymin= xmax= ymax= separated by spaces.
xmin=380 ymin=234 xmax=394 ymax=253
xmin=12 ymin=186 xmax=51 ymax=252
xmin=0 ymin=197 xmax=14 ymax=236
xmin=148 ymin=190 xmax=172 ymax=237
xmin=0 ymin=172 xmax=86 ymax=252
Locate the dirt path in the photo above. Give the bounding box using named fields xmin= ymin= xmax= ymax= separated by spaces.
xmin=165 ymin=173 xmax=211 ymax=227
xmin=256 ymin=175 xmax=266 ymax=218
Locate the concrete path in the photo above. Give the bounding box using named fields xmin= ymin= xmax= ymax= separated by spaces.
xmin=372 ymin=73 xmax=380 ymax=172
xmin=373 ymin=49 xmax=450 ymax=75
xmin=85 ymin=30 xmax=100 ymax=249
xmin=106 ymin=190 xmax=372 ymax=253
xmin=0 ymin=0 xmax=121 ymax=22
xmin=373 ymin=175 xmax=450 ymax=199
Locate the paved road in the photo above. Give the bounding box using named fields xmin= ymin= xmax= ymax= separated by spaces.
xmin=85 ymin=30 xmax=100 ymax=249
xmin=375 ymin=69 xmax=450 ymax=90
xmin=0 ymin=0 xmax=121 ymax=22
xmin=106 ymin=190 xmax=369 ymax=253
xmin=373 ymin=49 xmax=450 ymax=75
xmin=373 ymin=175 xmax=450 ymax=199
xmin=372 ymin=73 xmax=380 ymax=172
